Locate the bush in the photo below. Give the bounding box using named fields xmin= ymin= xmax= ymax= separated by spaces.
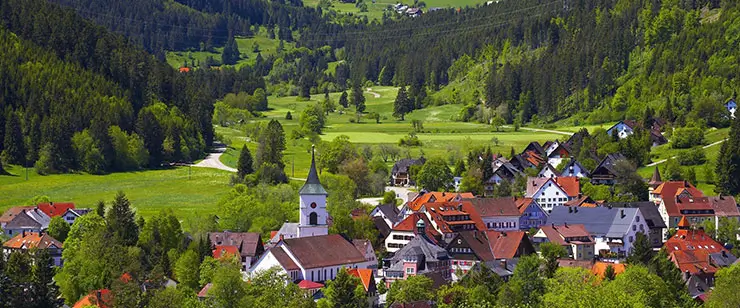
xmin=671 ymin=127 xmax=705 ymax=149
xmin=398 ymin=133 xmax=422 ymax=147
xmin=676 ymin=147 xmax=706 ymax=166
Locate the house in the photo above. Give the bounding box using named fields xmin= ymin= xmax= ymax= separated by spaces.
xmin=0 ymin=206 xmax=34 ymax=229
xmin=406 ymin=7 xmax=422 ymax=17
xmin=466 ymin=197 xmax=520 ymax=231
xmin=209 ymin=232 xmax=265 ymax=272
xmin=390 ymin=158 xmax=425 ymax=186
xmin=484 ymin=162 xmax=524 ymax=196
xmin=385 ymin=213 xmax=440 ymax=253
xmin=420 ymin=201 xmax=486 ymax=242
xmin=523 ymin=141 xmax=546 ymax=157
xmin=445 ymin=230 xmax=534 ymax=279
xmin=563 ymin=195 xmax=598 ymax=207
xmin=514 ymin=198 xmax=548 ymax=231
xmin=559 ymin=159 xmax=590 ymax=178
xmin=605 ymin=202 xmax=667 ymax=248
xmin=73 ymin=289 xmax=112 ymax=308
xmin=3 ymin=231 xmax=64 ymax=267
xmin=348 ymin=268 xmax=379 ymax=307
xmin=650 ymin=181 xmax=738 ymax=238
xmin=61 ymin=208 xmax=93 ymax=224
xmin=726 ymin=98 xmax=737 ymax=118
xmin=537 ymin=164 xmax=558 ymax=178
xmin=271 ymin=147 xmax=329 ymax=243
xmin=251 ymin=234 xmax=374 ymax=283
xmin=546 ymin=142 xmax=572 ymax=167
xmin=36 ymin=202 xmax=76 ymax=218
xmin=353 ymin=239 xmax=378 ymax=269
xmin=371 ymin=204 xmax=401 ymax=230
xmin=649 ymin=129 xmax=668 ymax=147
xmin=400 ymin=191 xmax=474 ymax=219
xmin=3 ymin=208 xmax=50 ymax=237
xmin=606 ymin=120 xmax=638 ymax=139
xmin=526 ymin=177 xmax=580 ymax=212
xmin=665 ymin=216 xmax=735 ymax=286
xmin=590 ymin=153 xmax=626 ymax=185
xmin=548 ymin=206 xmax=649 ymax=258
xmin=533 ymin=224 xmax=595 ymax=260
xmin=383 ymin=222 xmax=451 ymax=287
xmin=297 ymin=280 xmax=324 ymax=298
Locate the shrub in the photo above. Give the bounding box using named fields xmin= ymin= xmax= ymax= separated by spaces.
xmin=398 ymin=133 xmax=422 ymax=147
xmin=676 ymin=147 xmax=706 ymax=166
xmin=671 ymin=127 xmax=705 ymax=149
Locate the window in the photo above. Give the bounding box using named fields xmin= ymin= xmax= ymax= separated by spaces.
xmin=636 ymin=216 xmax=640 ymax=222
xmin=406 ymin=268 xmax=414 ymax=274
xmin=632 ymin=225 xmax=636 ymax=231
xmin=309 ymin=212 xmax=318 ymax=225
xmin=629 ymin=236 xmax=633 ymax=242
xmin=555 ymin=191 xmax=559 ymax=196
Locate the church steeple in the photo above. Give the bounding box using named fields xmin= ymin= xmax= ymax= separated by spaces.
xmin=300 ymin=145 xmax=328 ymax=195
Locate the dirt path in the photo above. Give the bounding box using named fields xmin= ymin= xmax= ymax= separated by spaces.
xmin=192 ymin=143 xmax=237 ymax=172
xmin=366 ymin=88 xmax=381 ymax=98
xmin=646 ymin=139 xmax=727 ymax=167
xmin=502 ymin=126 xmax=574 ymax=136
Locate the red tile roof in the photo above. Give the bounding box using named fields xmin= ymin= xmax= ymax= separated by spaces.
xmin=37 ymin=202 xmax=75 ymax=217
xmin=209 ymin=232 xmax=264 ymax=257
xmin=423 ymin=201 xmax=486 ymax=234
xmin=591 ymin=262 xmax=625 ymax=278
xmin=212 ymin=245 xmax=240 ymax=259
xmin=3 ymin=232 xmax=62 ymax=250
xmin=73 ymin=289 xmax=111 ymax=308
xmin=347 ymin=268 xmax=374 ymax=292
xmin=554 ymin=177 xmax=580 ymax=198
xmin=484 ymin=230 xmax=530 ymax=259
xmin=297 ymin=280 xmax=324 ymax=289
xmin=466 ymin=197 xmax=520 ymax=217
xmin=655 ymin=181 xmax=709 ymax=216
xmin=407 ymin=192 xmax=474 ymax=211
xmin=710 ymin=196 xmax=740 ymax=217
xmin=515 ymin=198 xmax=535 ymax=214
xmin=197 ymin=283 xmax=212 ymax=298
xmin=392 ymin=213 xmax=440 ymax=239
xmin=179 ymin=67 xmax=191 ymax=73
xmin=282 ymin=234 xmax=366 ymax=269
xmin=0 ymin=206 xmax=34 ymax=225
xmin=665 ymin=227 xmax=728 ymax=275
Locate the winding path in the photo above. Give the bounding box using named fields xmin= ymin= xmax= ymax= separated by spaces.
xmin=646 ymin=139 xmax=727 ymax=167
xmin=502 ymin=126 xmax=574 ymax=136
xmin=192 ymin=143 xmax=237 ymax=172
xmin=366 ymin=88 xmax=381 ymax=98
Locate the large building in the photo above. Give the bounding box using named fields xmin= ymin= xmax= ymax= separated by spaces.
xmin=209 ymin=232 xmax=265 ymax=272
xmin=665 ymin=217 xmax=736 ymax=287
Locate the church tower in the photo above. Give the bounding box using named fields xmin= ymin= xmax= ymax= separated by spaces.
xmin=297 ymin=146 xmax=329 ymax=238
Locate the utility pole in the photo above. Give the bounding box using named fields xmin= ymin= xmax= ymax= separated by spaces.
xmin=189 ymin=165 xmax=191 ymax=180
xmin=292 ymin=156 xmax=295 ymax=178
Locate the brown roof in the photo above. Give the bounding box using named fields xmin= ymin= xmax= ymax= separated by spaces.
xmin=282 ymin=234 xmax=366 ymax=269
xmin=271 ymin=247 xmax=300 ymax=271
xmin=515 ymin=198 xmax=535 ymax=214
xmin=564 ymin=195 xmax=594 ymax=207
xmin=392 ymin=213 xmax=440 ymax=240
xmin=0 ymin=206 xmax=34 ymax=225
xmin=3 ymin=232 xmax=62 ymax=250
xmin=538 ymin=224 xmax=593 ymax=246
xmin=73 ymin=289 xmax=111 ymax=308
xmin=484 ymin=230 xmax=531 ymax=259
xmin=555 ymin=177 xmax=580 ymax=198
xmin=466 ymin=197 xmax=520 ymax=217
xmin=453 ymin=231 xmax=495 ymax=261
xmin=209 ymin=232 xmax=263 ymax=257
xmin=407 ymin=192 xmax=474 ymax=211
xmin=665 ymin=227 xmax=728 ymax=275
xmin=709 ymin=196 xmax=739 ymax=217
xmin=423 ymin=202 xmax=486 ymax=234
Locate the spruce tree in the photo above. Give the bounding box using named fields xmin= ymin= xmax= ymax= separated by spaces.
xmin=2 ymin=111 xmax=25 ymax=165
xmin=106 ymin=191 xmax=139 ymax=246
xmin=31 ymin=250 xmax=62 ymax=308
xmin=339 ymin=91 xmax=349 ymax=108
xmin=0 ymin=249 xmax=10 ymax=308
xmin=716 ymin=116 xmax=740 ymax=195
xmin=237 ymin=145 xmax=254 ymax=179
xmin=96 ymin=200 xmax=106 ymax=217
xmin=393 ymin=86 xmax=410 ymax=120
xmin=626 ymin=232 xmax=653 ymax=265
xmin=351 ymin=84 xmax=366 ymax=113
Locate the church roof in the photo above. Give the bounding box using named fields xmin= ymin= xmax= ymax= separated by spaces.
xmin=300 ymin=146 xmax=328 ymax=195
xmin=649 ymin=167 xmax=662 ymax=185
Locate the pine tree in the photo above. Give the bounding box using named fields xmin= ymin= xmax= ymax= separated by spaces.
xmin=31 ymin=250 xmax=62 ymax=308
xmin=237 ymin=145 xmax=254 ymax=179
xmin=716 ymin=117 xmax=740 ymax=195
xmin=0 ymin=249 xmax=11 ymax=308
xmin=2 ymin=111 xmax=26 ymax=165
xmin=603 ymin=264 xmax=616 ymax=281
xmin=453 ymin=159 xmax=466 ymax=177
xmin=339 ymin=91 xmax=349 ymax=108
xmin=96 ymin=200 xmax=106 ymax=217
xmin=626 ymin=232 xmax=653 ymax=265
xmin=393 ymin=86 xmax=410 ymax=120
xmin=351 ymin=84 xmax=366 ymax=113
xmin=106 ymin=191 xmax=139 ymax=246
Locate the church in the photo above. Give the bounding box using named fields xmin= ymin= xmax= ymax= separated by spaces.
xmin=251 ymin=147 xmax=376 ymax=282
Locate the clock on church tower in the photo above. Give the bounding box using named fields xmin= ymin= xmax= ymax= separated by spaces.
xmin=297 ymin=145 xmax=329 ymax=238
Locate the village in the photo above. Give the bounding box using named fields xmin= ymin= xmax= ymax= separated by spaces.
xmin=3 ymin=115 xmax=738 ymax=307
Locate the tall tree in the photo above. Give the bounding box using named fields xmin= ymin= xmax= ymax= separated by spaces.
xmin=47 ymin=216 xmax=70 ymax=242
xmin=716 ymin=117 xmax=740 ymax=195
xmin=106 ymin=191 xmax=139 ymax=246
xmin=416 ymin=157 xmax=453 ymax=191
xmin=393 ymin=86 xmax=411 ymax=120
xmin=706 ymin=263 xmax=740 ymax=307
xmin=237 ymin=145 xmax=254 ymax=179
xmin=626 ymin=232 xmax=653 ymax=265
xmin=255 ymin=120 xmax=287 ymax=183
xmin=31 ymin=249 xmax=63 ymax=308
xmin=350 ymin=84 xmax=365 ymax=113
xmin=540 ymin=242 xmax=567 ymax=278
xmin=497 ymin=254 xmax=543 ymax=307
xmin=338 ymin=91 xmax=349 ymax=108
xmin=2 ymin=111 xmax=25 ymax=165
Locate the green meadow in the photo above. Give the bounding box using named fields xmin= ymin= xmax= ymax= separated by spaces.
xmin=304 ymin=0 xmax=486 ymax=21
xmin=0 ymin=165 xmax=232 ymax=220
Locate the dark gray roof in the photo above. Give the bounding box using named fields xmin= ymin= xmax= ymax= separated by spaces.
xmin=604 ymin=202 xmax=667 ymax=229
xmin=391 ymin=235 xmax=449 ymax=263
xmin=374 ymin=204 xmax=401 ymax=225
xmin=592 ymin=153 xmax=626 ymax=175
xmin=710 ymin=251 xmax=737 ymax=267
xmin=559 ymin=159 xmax=590 ymax=177
xmin=299 ymin=148 xmax=327 ymax=195
xmin=686 ymin=275 xmax=710 ymax=298
xmin=391 ymin=158 xmax=425 ymax=174
xmin=548 ymin=206 xmax=641 ymax=238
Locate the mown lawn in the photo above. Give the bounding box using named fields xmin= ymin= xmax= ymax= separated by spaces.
xmin=304 ymin=0 xmax=486 ymax=21
xmin=0 ymin=165 xmax=233 ymax=220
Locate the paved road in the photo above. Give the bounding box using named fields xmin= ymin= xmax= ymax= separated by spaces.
xmin=501 ymin=126 xmax=574 ymax=136
xmin=366 ymin=88 xmax=381 ymax=98
xmin=192 ymin=143 xmax=237 ymax=172
xmin=646 ymin=139 xmax=727 ymax=167
xmin=358 ymin=186 xmax=414 ymax=206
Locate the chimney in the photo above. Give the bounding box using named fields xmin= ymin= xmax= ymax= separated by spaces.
xmin=683 ymin=270 xmax=690 ymax=281
xmin=620 ymin=209 xmax=625 ymax=218
xmin=564 ymin=222 xmax=568 ymax=228
xmin=574 ymin=207 xmax=578 ymax=213
xmin=279 ymin=234 xmax=284 ymax=241
xmin=532 ymin=181 xmax=536 ymax=186
xmin=568 ymin=207 xmax=573 ymax=213
xmin=22 ymin=230 xmax=26 ymax=237
xmin=722 ymin=251 xmax=727 ymax=258
xmin=499 ymin=259 xmax=507 ymax=269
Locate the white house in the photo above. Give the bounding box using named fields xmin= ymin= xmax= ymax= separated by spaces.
xmin=61 ymin=208 xmax=93 ymax=225
xmin=384 ymin=213 xmax=439 ymax=253
xmin=251 ymin=234 xmax=375 ymax=283
xmin=726 ymin=99 xmax=737 ymax=118
xmin=559 ymin=159 xmax=590 ymax=178
xmin=606 ymin=120 xmax=637 ymax=139
xmin=526 ymin=177 xmax=580 ymax=213
xmin=538 ymin=164 xmax=558 ymax=178
xmin=466 ymin=198 xmax=520 ymax=231
xmin=548 ymin=206 xmax=649 ymax=258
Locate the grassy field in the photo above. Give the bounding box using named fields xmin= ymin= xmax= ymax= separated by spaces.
xmin=165 ymin=29 xmax=296 ymax=69
xmin=304 ymin=0 xmax=485 ymax=21
xmin=0 ymin=165 xmax=233 ymax=220
xmin=217 ymin=86 xmax=570 ymax=178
